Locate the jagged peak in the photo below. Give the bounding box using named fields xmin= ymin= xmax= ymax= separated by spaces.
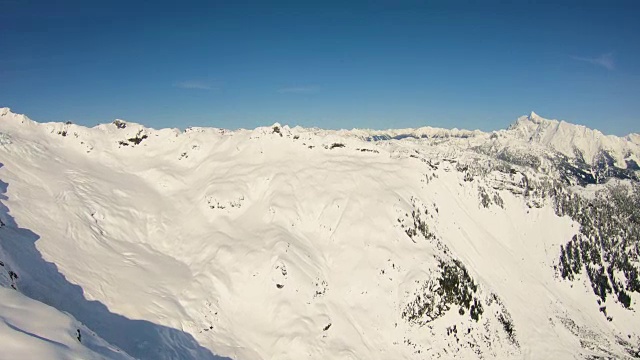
xmin=0 ymin=107 xmax=36 ymax=126
xmin=510 ymin=111 xmax=555 ymax=129
xmin=528 ymin=111 xmax=543 ymax=123
xmin=0 ymin=107 xmax=27 ymax=120
xmin=502 ymin=112 xmax=640 ymax=168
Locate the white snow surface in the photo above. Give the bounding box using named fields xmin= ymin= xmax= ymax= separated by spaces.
xmin=0 ymin=108 xmax=639 ymax=359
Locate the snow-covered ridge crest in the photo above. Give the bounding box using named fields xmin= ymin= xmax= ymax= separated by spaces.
xmin=0 ymin=106 xmax=635 ymax=143
xmin=1 ymin=106 xmax=638 ymax=172
xmin=0 ymin=107 xmax=34 ymax=126
xmin=626 ymin=133 xmax=640 ymax=145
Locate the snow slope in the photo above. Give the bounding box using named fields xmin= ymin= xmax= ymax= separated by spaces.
xmin=0 ymin=108 xmax=639 ymax=359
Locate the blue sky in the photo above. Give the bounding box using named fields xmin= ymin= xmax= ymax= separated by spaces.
xmin=1 ymin=1 xmax=639 ymax=135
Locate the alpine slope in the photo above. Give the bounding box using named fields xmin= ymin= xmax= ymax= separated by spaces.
xmin=1 ymin=107 xmax=639 ymax=360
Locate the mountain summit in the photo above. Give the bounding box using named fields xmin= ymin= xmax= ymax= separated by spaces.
xmin=505 ymin=112 xmax=640 ymax=170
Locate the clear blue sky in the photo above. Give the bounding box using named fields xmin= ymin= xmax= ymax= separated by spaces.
xmin=1 ymin=1 xmax=639 ymax=135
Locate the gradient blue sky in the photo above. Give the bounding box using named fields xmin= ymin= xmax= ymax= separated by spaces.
xmin=1 ymin=1 xmax=639 ymax=134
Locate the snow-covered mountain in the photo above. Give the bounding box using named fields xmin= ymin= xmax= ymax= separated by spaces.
xmin=0 ymin=108 xmax=639 ymax=360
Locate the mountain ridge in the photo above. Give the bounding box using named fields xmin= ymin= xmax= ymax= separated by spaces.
xmin=2 ymin=106 xmax=638 ymax=137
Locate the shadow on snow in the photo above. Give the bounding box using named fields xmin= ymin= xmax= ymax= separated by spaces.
xmin=0 ymin=162 xmax=231 ymax=360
